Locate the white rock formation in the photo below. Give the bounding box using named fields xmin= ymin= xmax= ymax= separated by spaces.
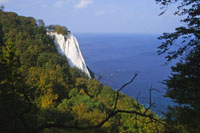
xmin=48 ymin=32 xmax=91 ymax=78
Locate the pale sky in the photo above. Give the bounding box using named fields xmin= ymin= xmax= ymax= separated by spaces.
xmin=0 ymin=0 xmax=181 ymax=34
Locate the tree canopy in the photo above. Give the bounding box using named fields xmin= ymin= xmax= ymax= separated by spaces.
xmin=156 ymin=0 xmax=200 ymax=132
xmin=47 ymin=25 xmax=70 ymax=35
xmin=0 ymin=10 xmax=164 ymax=133
xmin=156 ymin=0 xmax=200 ymax=61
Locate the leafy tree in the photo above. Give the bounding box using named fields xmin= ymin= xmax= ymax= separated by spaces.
xmin=47 ymin=25 xmax=70 ymax=35
xmin=156 ymin=0 xmax=200 ymax=132
xmin=0 ymin=5 xmax=4 ymax=11
xmin=37 ymin=19 xmax=45 ymax=27
xmin=156 ymin=0 xmax=200 ymax=61
xmin=0 ymin=10 xmax=164 ymax=133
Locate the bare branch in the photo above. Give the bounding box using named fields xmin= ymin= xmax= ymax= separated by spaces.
xmin=113 ymin=73 xmax=138 ymax=111
xmin=35 ymin=74 xmax=138 ymax=132
xmin=116 ymin=110 xmax=166 ymax=125
xmin=118 ymin=73 xmax=138 ymax=92
xmin=35 ymin=73 xmax=165 ymax=132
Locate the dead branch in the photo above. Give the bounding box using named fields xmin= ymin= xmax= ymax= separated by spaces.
xmin=35 ymin=73 xmax=166 ymax=132
xmin=113 ymin=73 xmax=138 ymax=114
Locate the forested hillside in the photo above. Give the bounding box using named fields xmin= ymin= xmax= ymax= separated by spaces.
xmin=0 ymin=10 xmax=164 ymax=132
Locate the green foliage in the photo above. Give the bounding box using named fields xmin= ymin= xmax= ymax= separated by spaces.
xmin=156 ymin=0 xmax=200 ymax=132
xmin=163 ymin=47 xmax=200 ymax=132
xmin=165 ymin=47 xmax=200 ymax=108
xmin=156 ymin=0 xmax=200 ymax=61
xmin=0 ymin=10 xmax=164 ymax=133
xmin=48 ymin=25 xmax=70 ymax=35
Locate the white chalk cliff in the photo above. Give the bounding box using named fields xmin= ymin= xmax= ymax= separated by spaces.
xmin=48 ymin=32 xmax=91 ymax=78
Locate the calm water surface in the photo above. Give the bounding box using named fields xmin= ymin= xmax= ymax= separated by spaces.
xmin=75 ymin=33 xmax=176 ymax=115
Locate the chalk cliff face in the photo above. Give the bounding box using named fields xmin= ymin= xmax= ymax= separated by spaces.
xmin=48 ymin=32 xmax=91 ymax=78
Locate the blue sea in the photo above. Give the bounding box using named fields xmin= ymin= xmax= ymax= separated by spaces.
xmin=75 ymin=33 xmax=176 ymax=115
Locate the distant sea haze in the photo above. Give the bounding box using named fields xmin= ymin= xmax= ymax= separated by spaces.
xmin=76 ymin=33 xmax=175 ymax=115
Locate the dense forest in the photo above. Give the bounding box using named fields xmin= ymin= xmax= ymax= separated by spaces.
xmin=0 ymin=0 xmax=200 ymax=132
xmin=0 ymin=10 xmax=164 ymax=132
